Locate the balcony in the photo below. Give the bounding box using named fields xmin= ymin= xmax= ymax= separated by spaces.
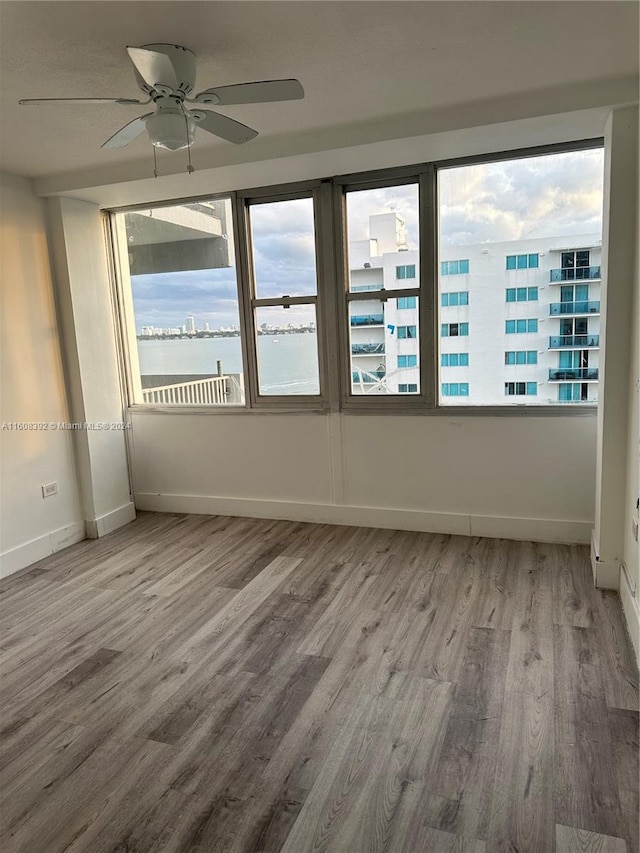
xmin=549 ymin=301 xmax=600 ymax=316
xmin=141 ymin=373 xmax=244 ymax=404
xmin=550 ymin=266 xmax=601 ymax=282
xmin=350 ymin=314 xmax=385 ymax=327
xmin=351 ymin=343 xmax=385 ymax=355
xmin=548 ymin=368 xmax=599 ymax=382
xmin=548 ymin=335 xmax=600 ymax=349
xmin=352 ymin=372 xmax=377 ymax=383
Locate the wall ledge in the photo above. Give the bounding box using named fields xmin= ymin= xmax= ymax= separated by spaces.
xmin=0 ymin=521 xmax=85 ymax=579
xmin=134 ymin=492 xmax=592 ymax=545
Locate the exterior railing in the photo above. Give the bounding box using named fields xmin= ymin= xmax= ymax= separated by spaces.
xmin=351 ymin=343 xmax=385 ymax=354
xmin=549 ymin=301 xmax=600 ymax=316
xmin=548 ymin=368 xmax=599 ymax=381
xmin=142 ymin=375 xmax=230 ymax=404
xmin=548 ymin=335 xmax=600 ymax=348
xmin=352 ymin=372 xmax=377 ymax=383
xmin=350 ymin=314 xmax=385 ymax=326
xmin=550 ymin=266 xmax=601 ymax=282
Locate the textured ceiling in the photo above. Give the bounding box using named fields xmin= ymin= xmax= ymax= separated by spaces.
xmin=0 ymin=1 xmax=638 ymax=180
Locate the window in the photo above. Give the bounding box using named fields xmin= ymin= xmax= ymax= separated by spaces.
xmin=112 ymin=142 xmax=603 ymax=413
xmin=345 ymin=184 xmax=420 ymax=396
xmin=397 ymin=296 xmax=417 ymax=309
xmin=396 ymin=264 xmax=416 ymax=279
xmin=441 ymin=353 xmax=469 ymax=367
xmin=441 ymin=259 xmax=469 ymax=276
xmin=505 ymin=319 xmax=538 ymax=334
xmin=506 ymin=253 xmax=539 ymax=270
xmin=505 ymin=350 xmax=538 ymax=365
xmin=397 ymin=354 xmax=418 ymax=368
xmin=505 ymin=382 xmax=538 ymax=396
xmin=441 ymin=291 xmax=469 ymax=307
xmin=441 ymin=322 xmax=469 ymax=337
xmin=248 ymin=197 xmax=320 ymax=396
xmin=558 ymin=383 xmax=590 ymax=402
xmin=442 ymin=383 xmax=469 ymax=396
xmin=506 ymin=287 xmax=538 ymax=302
xmin=397 ymin=325 xmax=417 ymax=339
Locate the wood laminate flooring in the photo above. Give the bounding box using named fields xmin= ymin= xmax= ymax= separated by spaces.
xmin=0 ymin=512 xmax=638 ymax=853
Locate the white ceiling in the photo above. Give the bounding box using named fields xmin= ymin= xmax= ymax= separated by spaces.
xmin=0 ymin=1 xmax=638 ymax=181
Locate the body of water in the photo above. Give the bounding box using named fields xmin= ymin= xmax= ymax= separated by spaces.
xmin=137 ymin=333 xmax=320 ymax=395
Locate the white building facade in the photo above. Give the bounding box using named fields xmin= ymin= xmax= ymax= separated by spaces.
xmin=349 ymin=213 xmax=601 ymax=405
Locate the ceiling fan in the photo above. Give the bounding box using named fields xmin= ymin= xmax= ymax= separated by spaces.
xmin=19 ymin=43 xmax=304 ymax=155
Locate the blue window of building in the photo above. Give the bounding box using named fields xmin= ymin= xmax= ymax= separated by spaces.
xmin=397 ymin=325 xmax=417 ymax=339
xmin=441 ymin=352 xmax=469 ymax=367
xmin=505 ymin=382 xmax=537 ymax=396
xmin=398 ymin=383 xmax=418 ymax=393
xmin=442 ymin=383 xmax=469 ymax=397
xmin=441 ymin=291 xmax=469 ymax=307
xmin=441 ymin=322 xmax=469 ymax=337
xmin=505 ymin=351 xmax=538 ymax=365
xmin=397 ymin=296 xmax=417 ymax=309
xmin=506 ymin=319 xmax=538 ymax=333
xmin=397 ymin=355 xmax=418 ymax=368
xmin=506 ymin=287 xmax=538 ymax=302
xmin=558 ymin=383 xmax=586 ymax=402
xmin=396 ymin=264 xmax=416 ymax=279
xmin=441 ymin=259 xmax=470 ymax=276
xmin=506 ymin=253 xmax=539 ymax=270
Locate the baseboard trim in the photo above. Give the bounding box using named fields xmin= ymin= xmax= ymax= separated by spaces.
xmin=619 ymin=562 xmax=639 ymax=664
xmin=0 ymin=521 xmax=85 ymax=579
xmin=590 ymin=530 xmax=621 ymax=589
xmin=134 ymin=492 xmax=592 ymax=544
xmin=85 ymin=502 xmax=137 ymax=539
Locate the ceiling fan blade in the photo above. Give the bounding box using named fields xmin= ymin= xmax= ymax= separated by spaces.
xmin=194 ymin=110 xmax=258 ymax=144
xmin=101 ymin=113 xmax=153 ymax=149
xmin=193 ymin=79 xmax=304 ymax=106
xmin=127 ymin=46 xmax=178 ymax=91
xmin=19 ymin=97 xmax=146 ymax=105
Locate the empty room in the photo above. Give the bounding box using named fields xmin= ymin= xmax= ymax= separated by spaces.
xmin=0 ymin=2 xmax=638 ymax=851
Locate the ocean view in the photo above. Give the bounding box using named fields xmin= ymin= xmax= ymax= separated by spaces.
xmin=137 ymin=333 xmax=320 ymax=395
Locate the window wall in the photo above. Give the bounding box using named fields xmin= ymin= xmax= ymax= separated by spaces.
xmin=111 ymin=142 xmax=604 ymax=412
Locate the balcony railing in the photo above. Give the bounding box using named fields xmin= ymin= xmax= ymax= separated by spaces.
xmin=548 ymin=335 xmax=600 ymax=349
xmin=550 ymin=266 xmax=601 ymax=282
xmin=142 ymin=374 xmax=235 ymax=404
xmin=352 ymin=372 xmax=377 ymax=383
xmin=350 ymin=314 xmax=385 ymax=327
xmin=548 ymin=368 xmax=599 ymax=381
xmin=549 ymin=301 xmax=600 ymax=316
xmin=351 ymin=343 xmax=385 ymax=355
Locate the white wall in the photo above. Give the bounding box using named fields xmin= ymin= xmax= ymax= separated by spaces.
xmin=0 ymin=173 xmax=83 ymax=575
xmin=133 ymin=410 xmax=596 ymax=544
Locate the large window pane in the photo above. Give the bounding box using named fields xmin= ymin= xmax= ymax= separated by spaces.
xmin=250 ymin=198 xmax=317 ymax=298
xmin=349 ymin=297 xmax=420 ymax=395
xmin=438 ymin=147 xmax=604 ymax=406
xmin=116 ymin=199 xmax=245 ymax=405
xmin=255 ymin=305 xmax=319 ymax=395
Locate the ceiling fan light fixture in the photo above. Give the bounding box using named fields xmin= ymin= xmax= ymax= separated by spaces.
xmin=145 ymin=110 xmax=196 ymax=151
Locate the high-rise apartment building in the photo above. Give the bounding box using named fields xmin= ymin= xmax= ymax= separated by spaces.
xmin=349 ymin=213 xmax=601 ymax=405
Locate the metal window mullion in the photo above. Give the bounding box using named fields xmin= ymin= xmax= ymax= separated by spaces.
xmin=315 ymin=181 xmax=341 ymax=412
xmin=231 ymin=193 xmax=258 ymax=409
xmin=332 ymin=183 xmax=352 ymax=409
xmin=346 ymin=287 xmax=420 ymax=303
xmin=420 ymin=166 xmax=437 ymax=410
xmin=252 ymin=295 xmax=318 ymax=308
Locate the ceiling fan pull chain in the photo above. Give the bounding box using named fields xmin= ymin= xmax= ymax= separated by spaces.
xmin=185 ymin=113 xmax=195 ymax=174
xmin=153 ymin=146 xmax=158 ymax=179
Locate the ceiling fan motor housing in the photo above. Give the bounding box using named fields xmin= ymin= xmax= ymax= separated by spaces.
xmin=135 ymin=44 xmax=197 ymax=97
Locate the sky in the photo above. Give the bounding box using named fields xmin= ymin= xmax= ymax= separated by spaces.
xmin=128 ymin=147 xmax=604 ymax=331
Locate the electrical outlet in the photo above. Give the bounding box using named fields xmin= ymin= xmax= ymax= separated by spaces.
xmin=42 ymin=482 xmax=58 ymax=498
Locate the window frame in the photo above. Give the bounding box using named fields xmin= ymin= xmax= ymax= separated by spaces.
xmin=108 ymin=138 xmax=602 ymax=417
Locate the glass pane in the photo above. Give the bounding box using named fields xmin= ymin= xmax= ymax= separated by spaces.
xmin=345 ymin=184 xmax=419 ymax=293
xmin=349 ymin=297 xmax=420 ymax=395
xmin=255 ymin=305 xmax=319 ymax=395
xmin=250 ymin=198 xmax=317 ymax=298
xmin=438 ymin=147 xmax=604 ymax=406
xmin=116 ymin=199 xmax=245 ymax=406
